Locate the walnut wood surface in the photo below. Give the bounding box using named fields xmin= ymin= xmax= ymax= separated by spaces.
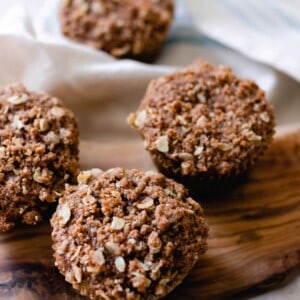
xmin=0 ymin=126 xmax=299 ymax=299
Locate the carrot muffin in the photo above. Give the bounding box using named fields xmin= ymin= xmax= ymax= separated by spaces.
xmin=51 ymin=168 xmax=208 ymax=299
xmin=60 ymin=0 xmax=174 ymax=61
xmin=128 ymin=60 xmax=275 ymax=187
xmin=0 ymin=83 xmax=79 ymax=232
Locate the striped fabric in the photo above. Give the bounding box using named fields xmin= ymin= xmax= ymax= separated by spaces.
xmin=185 ymin=0 xmax=300 ymax=81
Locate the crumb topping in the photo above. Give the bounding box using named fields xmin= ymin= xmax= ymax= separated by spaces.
xmin=129 ymin=60 xmax=275 ymax=179
xmin=0 ymin=83 xmax=79 ymax=231
xmin=60 ymin=0 xmax=174 ymax=61
xmin=51 ymin=168 xmax=208 ymax=299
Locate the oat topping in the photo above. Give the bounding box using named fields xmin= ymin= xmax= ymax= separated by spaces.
xmin=115 ymin=257 xmax=126 ymax=273
xmin=136 ymin=197 xmax=154 ymax=209
xmin=12 ymin=117 xmax=24 ymax=130
xmin=51 ymin=106 xmax=66 ymax=117
xmin=155 ymin=136 xmax=169 ymax=153
xmin=177 ymin=152 xmax=194 ymax=161
xmin=7 ymin=94 xmax=28 ymax=105
xmin=196 ymin=115 xmax=207 ymax=126
xmin=77 ymin=170 xmax=92 ymax=185
xmin=134 ymin=110 xmax=147 ymax=128
xmin=218 ymin=143 xmax=233 ymax=152
xmin=58 ymin=204 xmax=71 ymax=225
xmin=33 ymin=168 xmax=53 ymax=184
xmin=51 ymin=168 xmax=208 ymax=300
xmin=72 ymin=264 xmax=82 ymax=283
xmin=0 ymin=83 xmax=79 ymax=232
xmin=194 ymin=146 xmax=204 ymax=156
xmin=105 ymin=242 xmax=120 ymax=255
xmin=176 ymin=115 xmax=187 ymax=125
xmin=111 ymin=216 xmax=126 ymax=230
xmin=260 ymin=111 xmax=271 ymax=123
xmin=130 ymin=60 xmax=275 ymax=180
xmin=91 ymin=249 xmax=105 ymax=266
xmin=45 ymin=131 xmax=60 ymax=145
xmin=39 ymin=118 xmax=49 ymax=131
xmin=60 ymin=0 xmax=174 ymax=61
xmin=197 ymin=93 xmax=207 ymax=103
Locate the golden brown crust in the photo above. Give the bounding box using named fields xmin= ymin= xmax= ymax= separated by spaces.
xmin=0 ymin=83 xmax=80 ymax=232
xmin=129 ymin=60 xmax=275 ymax=184
xmin=60 ymin=0 xmax=174 ymax=61
xmin=51 ymin=168 xmax=208 ymax=299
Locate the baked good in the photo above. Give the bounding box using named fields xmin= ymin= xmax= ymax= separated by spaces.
xmin=60 ymin=0 xmax=174 ymax=61
xmin=0 ymin=83 xmax=79 ymax=232
xmin=51 ymin=168 xmax=208 ymax=299
xmin=128 ymin=60 xmax=275 ymax=188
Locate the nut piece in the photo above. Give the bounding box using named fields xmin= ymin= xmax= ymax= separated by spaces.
xmin=70 ymin=246 xmax=82 ymax=261
xmin=112 ymin=45 xmax=131 ymax=57
xmin=58 ymin=204 xmax=71 ymax=225
xmin=91 ymin=249 xmax=105 ymax=266
xmin=105 ymin=242 xmax=120 ymax=255
xmin=218 ymin=143 xmax=233 ymax=152
xmin=196 ymin=116 xmax=207 ymax=126
xmin=148 ymin=231 xmax=162 ymax=254
xmin=155 ymin=136 xmax=169 ymax=153
xmin=115 ymin=257 xmax=126 ymax=272
xmin=45 ymin=131 xmax=60 ymax=144
xmin=7 ymin=94 xmax=28 ymax=105
xmin=12 ymin=117 xmax=24 ymax=130
xmin=51 ymin=107 xmax=65 ymax=118
xmin=194 ymin=146 xmax=204 ymax=156
xmin=134 ymin=110 xmax=147 ymax=128
xmin=72 ymin=263 xmax=82 ymax=283
xmin=90 ymin=168 xmax=103 ymax=176
xmin=177 ymin=153 xmax=194 ymax=161
xmin=197 ymin=93 xmax=206 ymax=103
xmin=90 ymin=1 xmax=104 ymax=14
xmin=137 ymin=197 xmax=154 ymax=209
xmin=127 ymin=113 xmax=136 ymax=127
xmin=33 ymin=168 xmax=52 ymax=184
xmin=111 ymin=217 xmax=125 ymax=230
xmin=77 ymin=170 xmax=92 ymax=184
xmin=39 ymin=119 xmax=49 ymax=131
xmin=249 ymin=134 xmax=262 ymax=142
xmin=260 ymin=112 xmax=270 ymax=123
xmin=131 ymin=272 xmax=151 ymax=290
xmin=243 ymin=129 xmax=263 ymax=142
xmin=176 ymin=115 xmax=187 ymax=125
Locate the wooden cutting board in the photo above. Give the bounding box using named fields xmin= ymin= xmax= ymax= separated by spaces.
xmin=0 ymin=126 xmax=299 ymax=299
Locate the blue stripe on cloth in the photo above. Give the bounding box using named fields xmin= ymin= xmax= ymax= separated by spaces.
xmin=168 ymin=0 xmax=224 ymax=49
xmin=263 ymin=0 xmax=300 ymax=29
xmin=244 ymin=0 xmax=277 ymax=31
xmin=218 ymin=0 xmax=268 ymax=34
xmin=165 ymin=35 xmax=223 ymax=48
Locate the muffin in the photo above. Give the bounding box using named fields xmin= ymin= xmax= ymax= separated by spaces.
xmin=60 ymin=0 xmax=174 ymax=61
xmin=128 ymin=60 xmax=275 ymax=188
xmin=51 ymin=168 xmax=208 ymax=299
xmin=0 ymin=83 xmax=79 ymax=232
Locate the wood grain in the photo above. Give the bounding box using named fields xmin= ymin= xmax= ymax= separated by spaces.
xmin=0 ymin=126 xmax=299 ymax=299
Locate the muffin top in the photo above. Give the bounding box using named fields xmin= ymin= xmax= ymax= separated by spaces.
xmin=0 ymin=83 xmax=79 ymax=231
xmin=128 ymin=60 xmax=275 ymax=179
xmin=51 ymin=168 xmax=208 ymax=300
xmin=60 ymin=0 xmax=174 ymax=60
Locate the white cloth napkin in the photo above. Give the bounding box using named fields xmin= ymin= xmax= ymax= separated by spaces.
xmin=0 ymin=0 xmax=298 ymax=299
xmin=0 ymin=0 xmax=299 ymax=131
